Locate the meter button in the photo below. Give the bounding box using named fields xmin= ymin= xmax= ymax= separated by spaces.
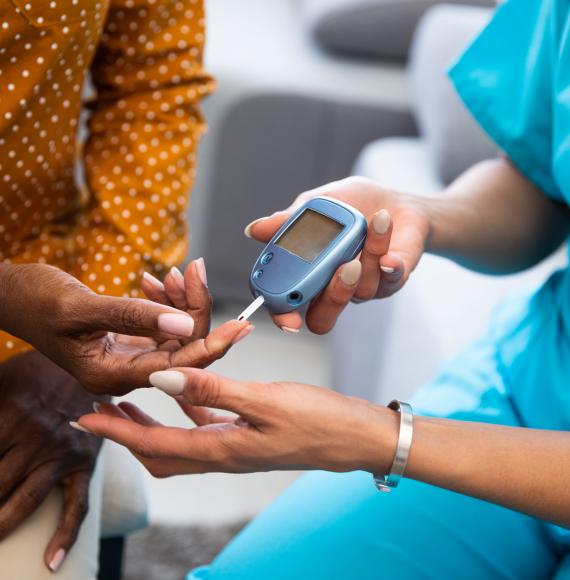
xmin=253 ymin=269 xmax=264 ymax=280
xmin=261 ymin=252 xmax=273 ymax=265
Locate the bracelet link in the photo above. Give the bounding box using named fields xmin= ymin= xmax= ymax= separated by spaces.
xmin=373 ymin=400 xmax=414 ymax=493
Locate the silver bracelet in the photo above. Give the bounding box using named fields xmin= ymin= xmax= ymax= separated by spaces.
xmin=373 ymin=400 xmax=414 ymax=493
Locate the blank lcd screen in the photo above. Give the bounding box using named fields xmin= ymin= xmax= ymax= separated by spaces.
xmin=276 ymin=209 xmax=344 ymax=262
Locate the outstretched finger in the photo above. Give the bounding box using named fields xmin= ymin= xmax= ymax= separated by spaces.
xmin=44 ymin=471 xmax=91 ymax=573
xmin=170 ymin=319 xmax=254 ymax=369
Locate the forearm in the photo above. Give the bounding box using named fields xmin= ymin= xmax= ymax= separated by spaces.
xmin=420 ymin=157 xmax=570 ymax=273
xmin=367 ymin=407 xmax=570 ymax=526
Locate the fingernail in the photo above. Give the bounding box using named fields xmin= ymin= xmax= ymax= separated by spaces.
xmin=49 ymin=548 xmax=66 ymax=573
xmin=195 ymin=257 xmax=208 ymax=288
xmin=244 ymin=217 xmax=267 ymax=238
xmin=232 ymin=324 xmax=255 ymax=345
xmin=142 ymin=272 xmax=164 ymax=290
xmin=170 ymin=266 xmax=185 ymax=291
xmin=340 ymin=260 xmax=362 ymax=286
xmin=149 ymin=370 xmax=186 ymax=395
xmin=381 ymin=266 xmax=395 ymax=274
xmin=280 ymin=326 xmax=300 ymax=334
xmin=93 ymin=402 xmax=101 ymax=414
xmin=158 ymin=313 xmax=195 ymax=337
xmin=373 ymin=209 xmax=391 ymax=235
xmin=69 ymin=421 xmax=92 ymax=434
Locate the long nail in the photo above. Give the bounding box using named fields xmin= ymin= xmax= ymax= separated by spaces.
xmin=372 ymin=209 xmax=391 ymax=235
xmin=149 ymin=370 xmax=186 ymax=396
xmin=69 ymin=421 xmax=91 ymax=434
xmin=158 ymin=313 xmax=195 ymax=337
xmin=142 ymin=272 xmax=164 ymax=290
xmin=232 ymin=324 xmax=255 ymax=345
xmin=195 ymin=257 xmax=208 ymax=288
xmin=48 ymin=548 xmax=66 ymax=573
xmin=170 ymin=266 xmax=185 ymax=291
xmin=244 ymin=217 xmax=268 ymax=238
xmin=280 ymin=326 xmax=300 ymax=334
xmin=93 ymin=402 xmax=101 ymax=414
xmin=340 ymin=260 xmax=362 ymax=286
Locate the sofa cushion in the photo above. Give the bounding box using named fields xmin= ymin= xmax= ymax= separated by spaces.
xmin=302 ymin=0 xmax=496 ymax=61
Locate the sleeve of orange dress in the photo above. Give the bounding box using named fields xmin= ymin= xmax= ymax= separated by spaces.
xmin=75 ymin=0 xmax=215 ymax=297
xmin=0 ymin=0 xmax=214 ymax=361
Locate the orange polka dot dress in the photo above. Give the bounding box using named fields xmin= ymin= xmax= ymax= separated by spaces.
xmin=0 ymin=0 xmax=215 ymax=361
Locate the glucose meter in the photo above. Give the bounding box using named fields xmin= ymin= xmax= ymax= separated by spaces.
xmin=239 ymin=197 xmax=368 ymax=318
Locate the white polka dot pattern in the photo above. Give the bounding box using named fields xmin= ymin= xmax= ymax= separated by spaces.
xmin=0 ymin=0 xmax=214 ymax=360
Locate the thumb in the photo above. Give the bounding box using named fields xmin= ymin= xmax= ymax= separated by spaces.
xmin=79 ymin=294 xmax=195 ymax=338
xmin=244 ymin=210 xmax=291 ymax=243
xmin=150 ymin=368 xmax=263 ymax=420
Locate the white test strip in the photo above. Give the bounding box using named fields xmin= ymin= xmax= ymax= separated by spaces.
xmin=237 ymin=295 xmax=265 ymax=321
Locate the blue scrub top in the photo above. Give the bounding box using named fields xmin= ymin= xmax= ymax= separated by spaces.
xmin=448 ymin=0 xmax=570 ymax=543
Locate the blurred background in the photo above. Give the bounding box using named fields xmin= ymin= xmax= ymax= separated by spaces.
xmin=111 ymin=0 xmax=568 ymax=577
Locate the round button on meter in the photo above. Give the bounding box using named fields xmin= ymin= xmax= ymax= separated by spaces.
xmin=261 ymin=252 xmax=273 ymax=265
xmin=253 ymin=269 xmax=264 ymax=280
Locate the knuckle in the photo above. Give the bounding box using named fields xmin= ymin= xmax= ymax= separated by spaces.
xmin=121 ymin=301 xmax=147 ymax=331
xmin=192 ymin=374 xmax=222 ymax=407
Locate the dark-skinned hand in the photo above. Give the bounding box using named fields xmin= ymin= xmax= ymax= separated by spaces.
xmin=0 ymin=260 xmax=253 ymax=396
xmin=0 ymin=350 xmax=103 ymax=573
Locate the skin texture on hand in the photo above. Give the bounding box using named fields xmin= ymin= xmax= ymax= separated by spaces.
xmin=74 ymin=368 xmax=400 ymax=478
xmin=0 ymin=261 xmax=252 ymax=396
xmin=0 ymin=350 xmax=103 ymax=572
xmin=244 ymin=176 xmax=431 ymax=334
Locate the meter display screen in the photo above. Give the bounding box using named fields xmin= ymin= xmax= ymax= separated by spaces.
xmin=275 ymin=209 xmax=344 ymax=262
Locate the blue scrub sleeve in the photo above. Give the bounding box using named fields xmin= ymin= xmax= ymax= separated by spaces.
xmin=448 ymin=0 xmax=563 ymax=201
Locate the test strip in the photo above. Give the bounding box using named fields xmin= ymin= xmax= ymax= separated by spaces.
xmin=237 ymin=295 xmax=265 ymax=321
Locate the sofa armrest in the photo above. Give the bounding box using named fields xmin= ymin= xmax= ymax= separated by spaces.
xmin=409 ymin=4 xmax=497 ymax=183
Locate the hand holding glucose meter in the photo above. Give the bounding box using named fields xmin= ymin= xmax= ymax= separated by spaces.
xmin=238 ymin=197 xmax=368 ymax=320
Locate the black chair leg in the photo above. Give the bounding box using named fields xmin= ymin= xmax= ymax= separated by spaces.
xmin=98 ymin=536 xmax=125 ymax=580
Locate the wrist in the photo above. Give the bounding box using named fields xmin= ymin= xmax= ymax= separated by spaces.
xmin=356 ymin=403 xmax=401 ymax=475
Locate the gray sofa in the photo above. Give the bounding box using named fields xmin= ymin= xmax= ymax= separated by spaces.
xmin=190 ymin=0 xmax=493 ymax=304
xmin=330 ymin=4 xmax=568 ymax=403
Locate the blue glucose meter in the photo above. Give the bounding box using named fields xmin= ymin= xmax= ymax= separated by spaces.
xmin=246 ymin=197 xmax=368 ymax=315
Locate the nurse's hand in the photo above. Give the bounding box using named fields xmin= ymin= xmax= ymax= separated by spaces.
xmin=0 ymin=263 xmax=253 ymax=396
xmin=244 ymin=177 xmax=431 ymax=334
xmin=72 ymin=367 xmax=399 ymax=477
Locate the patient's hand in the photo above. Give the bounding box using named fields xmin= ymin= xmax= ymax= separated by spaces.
xmin=0 ymin=261 xmax=252 ymax=396
xmin=244 ymin=177 xmax=431 ymax=334
xmin=74 ymin=367 xmax=397 ymax=478
xmin=0 ymin=351 xmax=103 ymax=573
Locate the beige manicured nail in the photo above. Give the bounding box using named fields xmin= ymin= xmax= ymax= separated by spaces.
xmin=93 ymin=402 xmax=101 ymax=414
xmin=69 ymin=421 xmax=91 ymax=434
xmin=142 ymin=272 xmax=164 ymax=290
xmin=244 ymin=217 xmax=268 ymax=238
xmin=170 ymin=266 xmax=185 ymax=290
xmin=48 ymin=548 xmax=66 ymax=573
xmin=158 ymin=313 xmax=195 ymax=337
xmin=149 ymin=370 xmax=186 ymax=396
xmin=195 ymin=257 xmax=208 ymax=288
xmin=340 ymin=260 xmax=362 ymax=286
xmin=372 ymin=209 xmax=391 ymax=235
xmin=280 ymin=326 xmax=300 ymax=334
xmin=381 ymin=266 xmax=395 ymax=274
